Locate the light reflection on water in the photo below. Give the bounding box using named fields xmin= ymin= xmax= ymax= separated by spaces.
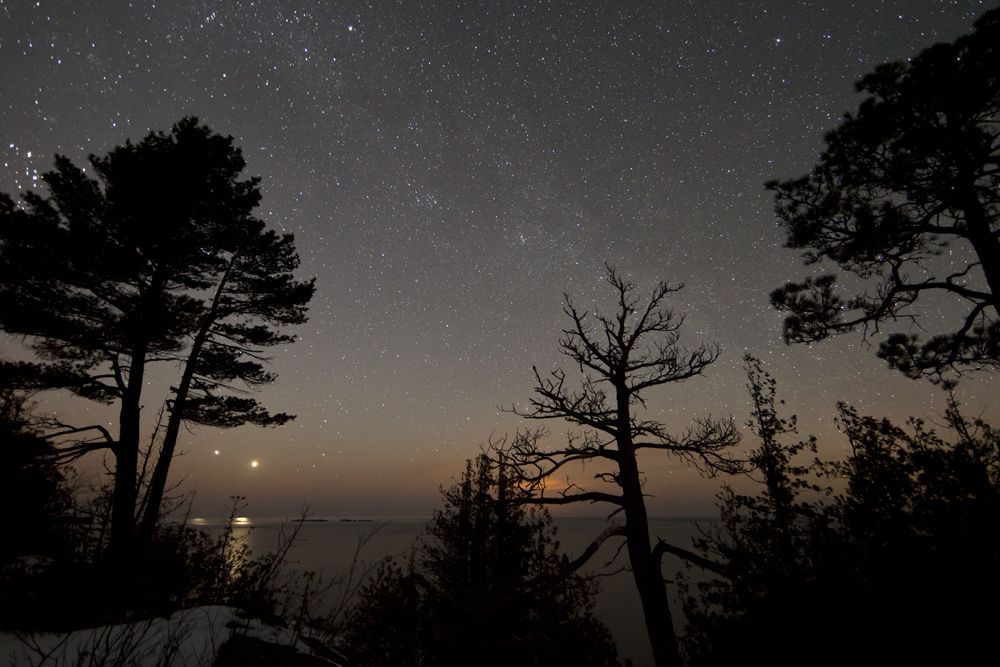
xmin=191 ymin=516 xmax=714 ymax=667
xmin=191 ymin=516 xmax=256 ymax=578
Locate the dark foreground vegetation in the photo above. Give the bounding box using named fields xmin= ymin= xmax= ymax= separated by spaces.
xmin=1 ymin=387 xmax=616 ymax=665
xmin=680 ymin=359 xmax=1000 ymax=666
xmin=342 ymin=456 xmax=618 ymax=666
xmin=1 ymin=7 xmax=998 ymax=667
xmin=0 ymin=387 xmax=323 ymax=636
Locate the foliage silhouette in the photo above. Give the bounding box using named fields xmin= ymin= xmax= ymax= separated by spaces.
xmin=768 ymin=9 xmax=1000 ymax=386
xmin=0 ymin=118 xmax=313 ymax=554
xmin=0 ymin=493 xmax=312 ymax=633
xmin=0 ymin=388 xmax=77 ymax=568
xmin=342 ymin=455 xmax=619 ymax=667
xmin=502 ymin=265 xmax=742 ymax=667
xmin=681 ymin=360 xmax=1000 ymax=666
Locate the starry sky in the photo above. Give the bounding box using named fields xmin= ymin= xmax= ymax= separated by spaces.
xmin=2 ymin=0 xmax=997 ymax=518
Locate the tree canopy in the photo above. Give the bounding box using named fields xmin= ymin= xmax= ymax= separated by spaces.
xmin=0 ymin=118 xmax=313 ymax=552
xmin=768 ymin=9 xmax=1000 ymax=386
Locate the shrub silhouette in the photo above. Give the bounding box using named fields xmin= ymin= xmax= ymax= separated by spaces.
xmin=681 ymin=362 xmax=1000 ymax=666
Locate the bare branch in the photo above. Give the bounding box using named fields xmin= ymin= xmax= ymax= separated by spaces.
xmin=520 ymin=491 xmax=624 ymax=507
xmin=560 ymin=522 xmax=627 ymax=575
xmin=653 ymin=538 xmax=728 ymax=577
xmin=496 ymin=264 xmax=741 ymax=665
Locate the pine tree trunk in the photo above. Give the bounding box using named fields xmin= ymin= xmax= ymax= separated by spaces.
xmin=138 ymin=329 xmax=204 ymax=541
xmin=961 ymin=185 xmax=1000 ymax=316
xmin=109 ymin=345 xmax=146 ymax=556
xmin=139 ymin=258 xmax=235 ymax=542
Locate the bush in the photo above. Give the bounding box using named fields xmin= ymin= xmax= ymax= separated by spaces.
xmin=0 ymin=494 xmax=311 ymax=631
xmin=0 ymin=391 xmax=319 ymax=633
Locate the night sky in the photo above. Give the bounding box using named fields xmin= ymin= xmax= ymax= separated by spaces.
xmin=2 ymin=0 xmax=997 ymax=518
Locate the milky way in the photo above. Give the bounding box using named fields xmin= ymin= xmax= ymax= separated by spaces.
xmin=1 ymin=0 xmax=995 ymax=516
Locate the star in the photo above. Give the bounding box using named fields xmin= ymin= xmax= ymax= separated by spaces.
xmin=0 ymin=0 xmax=993 ymax=520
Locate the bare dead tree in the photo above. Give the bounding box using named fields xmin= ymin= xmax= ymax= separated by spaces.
xmin=502 ymin=264 xmax=743 ymax=667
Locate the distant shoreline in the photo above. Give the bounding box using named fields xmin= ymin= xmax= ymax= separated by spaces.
xmin=182 ymin=515 xmax=716 ymax=527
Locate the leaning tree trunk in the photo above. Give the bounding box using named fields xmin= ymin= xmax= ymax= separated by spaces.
xmin=617 ymin=390 xmax=682 ymax=667
xmin=139 ymin=256 xmax=236 ymax=542
xmin=136 ymin=331 xmax=202 ymax=542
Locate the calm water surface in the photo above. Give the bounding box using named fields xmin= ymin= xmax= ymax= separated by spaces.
xmin=194 ymin=516 xmax=715 ymax=667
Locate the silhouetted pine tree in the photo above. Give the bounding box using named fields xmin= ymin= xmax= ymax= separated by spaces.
xmin=0 ymin=118 xmax=313 ymax=555
xmin=342 ymin=455 xmax=619 ymax=667
xmin=768 ymin=9 xmax=1000 ymax=385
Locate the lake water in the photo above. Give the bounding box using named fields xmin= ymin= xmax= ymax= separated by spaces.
xmin=195 ymin=516 xmax=715 ymax=667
